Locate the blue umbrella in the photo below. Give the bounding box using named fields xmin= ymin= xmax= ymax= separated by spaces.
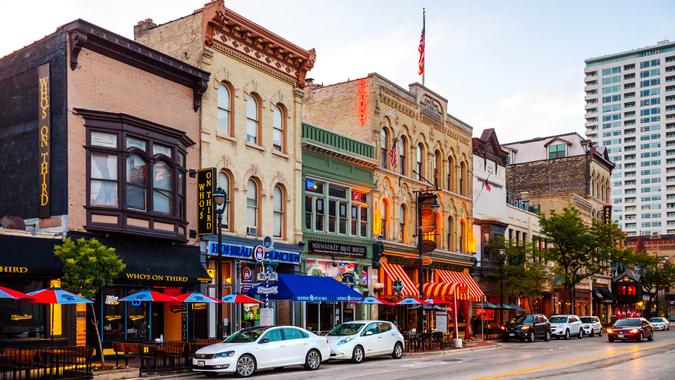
xmin=395 ymin=297 xmax=427 ymax=305
xmin=361 ymin=296 xmax=393 ymax=305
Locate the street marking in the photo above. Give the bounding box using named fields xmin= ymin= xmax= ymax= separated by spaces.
xmin=474 ymin=344 xmax=646 ymax=380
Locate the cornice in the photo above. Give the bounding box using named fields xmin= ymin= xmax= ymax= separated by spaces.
xmin=61 ymin=19 xmax=210 ymax=112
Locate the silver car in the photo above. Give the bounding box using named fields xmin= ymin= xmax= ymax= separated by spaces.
xmin=649 ymin=317 xmax=670 ymax=331
xmin=580 ymin=316 xmax=603 ymax=337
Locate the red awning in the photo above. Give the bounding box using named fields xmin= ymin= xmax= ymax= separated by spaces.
xmin=423 ymin=282 xmax=460 ymax=299
xmin=380 ymin=263 xmax=418 ymax=298
xmin=436 ymin=269 xmax=484 ymax=302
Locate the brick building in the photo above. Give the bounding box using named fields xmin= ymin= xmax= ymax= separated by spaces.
xmin=134 ymin=0 xmax=315 ymax=333
xmin=0 ymin=20 xmax=210 ymax=347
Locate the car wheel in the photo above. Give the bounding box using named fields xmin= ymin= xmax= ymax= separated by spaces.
xmin=235 ymin=354 xmax=256 ymax=378
xmin=589 ymin=330 xmax=594 ymax=337
xmin=304 ymin=349 xmax=322 ymax=370
xmin=544 ymin=331 xmax=551 ymax=342
xmin=599 ymin=329 xmax=603 ymax=337
xmin=392 ymin=342 xmax=404 ymax=359
xmin=564 ymin=330 xmax=570 ymax=340
xmin=528 ymin=332 xmax=535 ymax=343
xmin=352 ymin=345 xmax=365 ymax=363
xmin=578 ymin=329 xmax=583 ymax=339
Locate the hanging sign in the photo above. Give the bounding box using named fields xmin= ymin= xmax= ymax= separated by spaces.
xmin=37 ymin=64 xmax=51 ymax=218
xmin=253 ymin=245 xmax=265 ymax=262
xmin=197 ymin=168 xmax=216 ymax=235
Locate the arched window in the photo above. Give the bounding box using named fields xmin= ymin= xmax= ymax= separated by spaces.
xmin=399 ymin=136 xmax=407 ymax=176
xmin=217 ymin=171 xmax=232 ymax=230
xmin=153 ymin=161 xmax=173 ymax=214
xmin=416 ymin=144 xmax=424 ymax=181
xmin=605 ymin=179 xmax=610 ymax=202
xmin=459 ymin=219 xmax=466 ymax=252
xmin=459 ymin=161 xmax=467 ymax=196
xmin=434 ymin=150 xmax=441 ymax=187
xmin=381 ymin=128 xmax=389 ymax=168
xmin=246 ymin=94 xmax=260 ymax=144
xmin=273 ymin=185 xmax=285 ymax=238
xmin=447 ymin=156 xmax=455 ymax=192
xmin=399 ymin=204 xmax=407 ymax=243
xmin=246 ymin=179 xmax=259 ymax=233
xmin=126 ymin=154 xmax=147 ymax=211
xmin=273 ymin=104 xmax=286 ymax=152
xmin=381 ymin=198 xmax=389 ymax=240
xmin=217 ymin=83 xmax=232 ymax=136
xmin=447 ymin=216 xmax=454 ymax=251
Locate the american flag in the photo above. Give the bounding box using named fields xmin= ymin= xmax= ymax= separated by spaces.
xmin=418 ymin=13 xmax=425 ymax=76
xmin=389 ymin=135 xmax=399 ymax=169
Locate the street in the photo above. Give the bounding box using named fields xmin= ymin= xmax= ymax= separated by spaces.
xmin=182 ymin=330 xmax=675 ymax=380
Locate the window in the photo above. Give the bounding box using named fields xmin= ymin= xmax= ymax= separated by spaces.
xmin=261 ymin=329 xmax=283 ymax=342
xmin=91 ymin=152 xmax=118 ymax=207
xmin=399 ymin=136 xmax=407 ymax=175
xmin=446 ymin=216 xmax=454 ymax=251
xmin=126 ymin=154 xmax=146 ymax=210
xmin=381 ymin=199 xmax=388 ymax=239
xmin=416 ymin=144 xmax=424 ymax=180
xmin=217 ymin=171 xmax=231 ymax=230
xmin=459 ymin=161 xmax=467 ymax=196
xmin=247 ymin=179 xmax=259 ymax=233
xmin=548 ymin=143 xmax=566 ymax=159
xmin=272 ymin=104 xmax=285 ymax=152
xmin=217 ymin=84 xmax=232 ymax=136
xmin=152 ymin=161 xmax=173 ymax=214
xmin=447 ymin=156 xmax=454 ymax=192
xmin=273 ymin=185 xmax=285 ymax=238
xmin=282 ymin=328 xmax=308 ymax=340
xmin=305 ymin=178 xmax=369 ymax=238
xmin=328 ymin=185 xmax=348 ymax=235
xmin=434 ymin=150 xmax=441 ymax=187
xmin=459 ymin=219 xmax=466 ymax=252
xmin=381 ymin=128 xmax=389 ymax=168
xmin=399 ymin=204 xmax=407 ymax=243
xmin=246 ymin=94 xmax=260 ymax=144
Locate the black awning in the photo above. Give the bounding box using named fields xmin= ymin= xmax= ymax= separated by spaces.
xmin=0 ymin=234 xmax=63 ymax=278
xmin=114 ymin=242 xmax=209 ymax=286
xmin=593 ymin=287 xmax=615 ymax=304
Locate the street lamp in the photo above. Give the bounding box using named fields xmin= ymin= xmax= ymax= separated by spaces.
xmin=498 ymin=248 xmax=506 ymax=326
xmin=416 ymin=192 xmax=439 ymax=338
xmin=213 ymin=187 xmax=228 ymax=338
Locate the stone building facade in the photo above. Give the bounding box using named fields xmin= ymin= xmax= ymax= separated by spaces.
xmin=135 ymin=0 xmax=315 ymax=333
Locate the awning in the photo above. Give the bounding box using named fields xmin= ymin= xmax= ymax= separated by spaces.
xmin=423 ymin=282 xmax=460 ymax=299
xmin=435 ymin=269 xmax=485 ymax=302
xmin=379 ymin=263 xmax=418 ymax=297
xmin=246 ymin=274 xmax=364 ymax=302
xmin=116 ymin=245 xmax=210 ymax=285
xmin=593 ymin=287 xmax=615 ymax=304
xmin=0 ymin=234 xmax=63 ymax=277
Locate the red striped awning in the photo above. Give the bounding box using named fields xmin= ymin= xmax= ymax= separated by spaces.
xmin=435 ymin=269 xmax=485 ymax=302
xmin=423 ymin=282 xmax=459 ymax=299
xmin=380 ymin=263 xmax=418 ymax=298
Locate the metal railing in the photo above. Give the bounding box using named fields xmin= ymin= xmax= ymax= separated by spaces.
xmin=138 ymin=339 xmax=221 ymax=376
xmin=0 ymin=346 xmax=93 ymax=380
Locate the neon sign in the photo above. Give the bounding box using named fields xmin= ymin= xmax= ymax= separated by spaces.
xmin=38 ymin=64 xmax=51 ymax=218
xmin=357 ymin=78 xmax=368 ymax=126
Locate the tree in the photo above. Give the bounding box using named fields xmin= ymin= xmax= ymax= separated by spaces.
xmin=54 ymin=237 xmax=125 ymax=363
xmin=539 ymin=207 xmax=623 ymax=314
xmin=625 ymin=250 xmax=675 ymax=317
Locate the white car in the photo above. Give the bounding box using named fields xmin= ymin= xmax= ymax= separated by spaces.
xmin=649 ymin=317 xmax=670 ymax=331
xmin=192 ymin=326 xmax=330 ymax=377
xmin=580 ymin=316 xmax=603 ymax=337
xmin=549 ymin=315 xmax=584 ymax=340
xmin=326 ymin=320 xmax=404 ymax=363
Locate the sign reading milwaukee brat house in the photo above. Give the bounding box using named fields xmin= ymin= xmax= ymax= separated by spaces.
xmin=37 ymin=64 xmax=51 ymax=218
xmin=308 ymin=241 xmax=367 ymax=258
xmin=197 ymin=168 xmax=216 ymax=235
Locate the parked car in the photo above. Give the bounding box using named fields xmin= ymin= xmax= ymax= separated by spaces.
xmin=649 ymin=317 xmax=670 ymax=331
xmin=500 ymin=314 xmax=551 ymax=342
xmin=326 ymin=320 xmax=404 ymax=363
xmin=607 ymin=318 xmax=654 ymax=342
xmin=192 ymin=326 xmax=330 ymax=377
xmin=580 ymin=316 xmax=603 ymax=337
xmin=549 ymin=315 xmax=584 ymax=339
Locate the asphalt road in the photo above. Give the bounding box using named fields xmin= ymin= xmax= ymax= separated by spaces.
xmin=183 ymin=329 xmax=675 ymax=380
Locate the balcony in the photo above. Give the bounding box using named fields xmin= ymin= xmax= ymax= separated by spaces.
xmin=584 ymin=93 xmax=598 ymax=101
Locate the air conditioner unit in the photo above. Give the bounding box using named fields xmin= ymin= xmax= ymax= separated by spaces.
xmin=246 ymin=227 xmax=258 ymax=236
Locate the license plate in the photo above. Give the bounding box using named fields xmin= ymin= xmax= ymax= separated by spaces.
xmin=618 ymin=334 xmax=624 ymax=338
xmin=197 ymin=360 xmax=205 ymax=367
xmin=509 ymin=333 xmax=515 ymax=337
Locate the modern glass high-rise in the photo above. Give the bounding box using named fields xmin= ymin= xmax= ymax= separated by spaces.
xmin=585 ymin=40 xmax=675 ymax=236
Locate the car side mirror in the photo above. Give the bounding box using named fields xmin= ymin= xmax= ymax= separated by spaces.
xmin=364 ymin=331 xmax=373 ymax=336
xmin=258 ymin=338 xmax=270 ymax=344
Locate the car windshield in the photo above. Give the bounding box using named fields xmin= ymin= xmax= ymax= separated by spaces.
xmin=649 ymin=317 xmax=664 ymax=322
xmin=549 ymin=317 xmax=568 ymax=323
xmin=508 ymin=315 xmax=533 ymax=324
xmin=223 ymin=327 xmax=269 ymax=343
xmin=580 ymin=317 xmax=593 ymax=323
xmin=328 ymin=323 xmax=366 ymax=336
xmin=614 ymin=319 xmax=640 ymax=327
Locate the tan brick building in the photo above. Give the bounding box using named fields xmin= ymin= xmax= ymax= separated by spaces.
xmin=135 ymin=0 xmax=315 ymax=332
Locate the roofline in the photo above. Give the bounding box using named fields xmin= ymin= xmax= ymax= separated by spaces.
xmin=502 ymin=131 xmax=585 ymax=146
xmin=585 ymin=40 xmax=675 ymax=65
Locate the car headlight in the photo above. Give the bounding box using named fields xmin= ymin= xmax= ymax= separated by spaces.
xmin=606 ymin=328 xmax=613 ymax=334
xmin=337 ymin=336 xmax=355 ymax=345
xmin=213 ymin=351 xmax=235 ymax=358
xmin=500 ymin=326 xmax=505 ymax=330
xmin=630 ymin=329 xmax=639 ymax=334
xmin=521 ymin=325 xmax=530 ymax=331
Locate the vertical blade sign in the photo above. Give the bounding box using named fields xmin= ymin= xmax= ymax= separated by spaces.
xmin=38 ymin=64 xmax=51 ymax=218
xmin=197 ymin=168 xmax=216 ymax=235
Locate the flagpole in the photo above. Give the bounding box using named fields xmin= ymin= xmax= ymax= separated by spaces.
xmin=422 ymin=8 xmax=426 ymax=86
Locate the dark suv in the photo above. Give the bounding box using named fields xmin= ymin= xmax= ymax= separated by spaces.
xmin=501 ymin=314 xmax=551 ymax=342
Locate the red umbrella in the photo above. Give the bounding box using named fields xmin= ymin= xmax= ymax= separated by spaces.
xmin=0 ymin=286 xmax=30 ymax=300
xmin=119 ymin=290 xmax=179 ymax=302
xmin=175 ymin=292 xmax=221 ymax=303
xmin=221 ymin=294 xmax=262 ymax=304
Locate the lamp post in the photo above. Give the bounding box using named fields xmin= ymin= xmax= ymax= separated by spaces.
xmin=416 ymin=192 xmax=440 ymax=338
xmin=498 ymin=248 xmax=506 ymax=326
xmin=213 ymin=187 xmax=228 ymax=338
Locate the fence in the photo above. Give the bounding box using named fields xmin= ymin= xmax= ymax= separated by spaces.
xmin=138 ymin=339 xmax=220 ymax=376
xmin=0 ymin=346 xmax=93 ymax=380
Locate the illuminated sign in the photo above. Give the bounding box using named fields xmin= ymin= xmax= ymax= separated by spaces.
xmin=352 ymin=191 xmax=366 ymax=203
xmin=0 ymin=266 xmax=29 ymax=274
xmin=10 ymin=313 xmax=33 ymax=321
xmin=124 ymin=273 xmax=189 ymax=282
xmin=104 ymin=295 xmax=120 ymax=305
xmin=197 ymin=168 xmax=216 ymax=235
xmin=208 ymin=241 xmax=301 ymax=265
xmin=308 ymin=241 xmax=367 ymax=258
xmin=38 ymin=64 xmax=51 ymax=218
xmin=419 ymin=194 xmax=438 ymax=253
xmin=357 ymin=78 xmax=368 ymax=126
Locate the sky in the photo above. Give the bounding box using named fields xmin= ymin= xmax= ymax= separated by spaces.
xmin=2 ymin=0 xmax=675 ymax=143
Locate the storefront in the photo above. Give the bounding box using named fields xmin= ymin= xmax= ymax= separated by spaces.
xmin=0 ymin=232 xmax=67 ymax=348
xmin=592 ymin=286 xmax=615 ymax=325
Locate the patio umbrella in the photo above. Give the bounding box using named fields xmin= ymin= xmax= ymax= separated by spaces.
xmin=28 ymin=287 xmax=93 ymax=304
xmin=0 ymin=286 xmax=30 ymax=300
xmin=395 ymin=297 xmax=427 ymax=305
xmin=221 ymin=294 xmax=262 ymax=304
xmin=361 ymin=296 xmax=393 ymax=305
xmin=119 ymin=290 xmax=179 ymax=302
xmin=424 ymin=298 xmax=451 ymax=305
xmin=176 ymin=292 xmax=221 ymax=341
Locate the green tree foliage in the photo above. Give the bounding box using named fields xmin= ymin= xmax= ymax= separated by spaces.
xmin=624 ymin=250 xmax=675 ymax=315
xmin=54 ymin=237 xmax=125 ymax=363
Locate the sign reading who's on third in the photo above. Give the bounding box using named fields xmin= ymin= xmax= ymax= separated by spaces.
xmin=197 ymin=168 xmax=216 ymax=235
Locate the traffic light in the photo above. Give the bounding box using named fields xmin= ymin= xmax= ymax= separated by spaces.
xmin=372 ymin=241 xmax=384 ymax=268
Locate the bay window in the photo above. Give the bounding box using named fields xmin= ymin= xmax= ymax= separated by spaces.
xmin=305 ymin=178 xmax=369 ymax=238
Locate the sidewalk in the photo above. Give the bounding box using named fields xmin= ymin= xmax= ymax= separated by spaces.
xmin=405 ymin=340 xmax=501 ymax=357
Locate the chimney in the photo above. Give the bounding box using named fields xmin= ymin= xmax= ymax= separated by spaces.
xmin=134 ymin=18 xmax=156 ymax=40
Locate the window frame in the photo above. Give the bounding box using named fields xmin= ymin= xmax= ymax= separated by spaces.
xmin=246 ymin=178 xmax=261 ymax=235
xmin=216 ymin=82 xmax=234 ymax=137
xmin=273 ymin=184 xmax=286 ymax=239
xmin=272 ymin=103 xmax=287 ymax=153
xmin=547 ymin=143 xmax=566 ymax=159
xmin=381 ymin=128 xmax=389 ymax=168
xmin=416 ymin=143 xmax=424 ymax=180
xmin=304 ymin=178 xmax=370 ymax=238
xmin=246 ymin=93 xmax=261 ymax=145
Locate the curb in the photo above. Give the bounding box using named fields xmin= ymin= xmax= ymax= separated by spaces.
xmin=405 ymin=343 xmax=502 ymax=357
xmin=125 ymin=370 xmax=195 ymax=380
